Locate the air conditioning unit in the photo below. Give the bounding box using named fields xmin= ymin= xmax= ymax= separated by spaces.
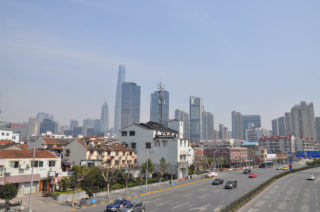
xmin=19 ymin=164 xmax=26 ymax=169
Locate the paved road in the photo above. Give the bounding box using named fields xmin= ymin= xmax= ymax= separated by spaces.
xmin=79 ymin=167 xmax=282 ymax=212
xmin=238 ymin=167 xmax=320 ymax=212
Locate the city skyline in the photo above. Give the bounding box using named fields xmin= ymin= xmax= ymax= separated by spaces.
xmin=1 ymin=1 xmax=320 ymax=130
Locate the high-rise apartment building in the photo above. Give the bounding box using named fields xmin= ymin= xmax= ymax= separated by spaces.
xmin=291 ymin=101 xmax=316 ymax=139
xmin=36 ymin=112 xmax=53 ymax=124
xmin=284 ymin=112 xmax=292 ymax=135
xmin=27 ymin=117 xmax=39 ymax=137
xmin=100 ymin=101 xmax=109 ymax=133
xmin=175 ymin=109 xmax=190 ymax=140
xmin=70 ymin=120 xmax=78 ymax=130
xmin=150 ymin=88 xmax=169 ymax=127
xmin=219 ymin=124 xmax=229 ymax=139
xmin=114 ymin=65 xmax=126 ymax=133
xmin=189 ymin=96 xmax=203 ymax=142
xmin=202 ymin=111 xmax=214 ymax=140
xmin=246 ymin=127 xmax=272 ymax=142
xmin=272 ymin=119 xmax=278 ymax=136
xmin=242 ymin=115 xmax=261 ymax=138
xmin=120 ymin=82 xmax=141 ymax=129
xmin=232 ymin=111 xmax=243 ymax=139
xmin=315 ymin=117 xmax=320 ymax=142
xmin=277 ymin=116 xmax=286 ymax=136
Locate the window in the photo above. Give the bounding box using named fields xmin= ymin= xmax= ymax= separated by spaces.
xmin=98 ymin=151 xmax=103 ymax=155
xmin=6 ymin=133 xmax=9 ymax=136
xmin=146 ymin=142 xmax=151 ymax=149
xmin=116 ymin=151 xmax=119 ymax=156
xmin=90 ymin=150 xmax=94 ymax=155
xmin=107 ymin=151 xmax=111 ymax=156
xmin=129 ymin=131 xmax=135 ymax=136
xmin=121 ymin=131 xmax=127 ymax=136
xmin=131 ymin=143 xmax=136 ymax=149
xmin=1 ymin=132 xmax=4 ymax=136
xmin=39 ymin=161 xmax=44 ymax=167
xmin=123 ymin=151 xmax=126 ymax=156
xmin=115 ymin=160 xmax=119 ymax=165
xmin=49 ymin=161 xmax=56 ymax=167
xmin=10 ymin=161 xmax=19 ymax=168
xmin=130 ymin=152 xmax=132 ymax=156
xmin=122 ymin=160 xmax=125 ymax=164
xmin=31 ymin=161 xmax=39 ymax=167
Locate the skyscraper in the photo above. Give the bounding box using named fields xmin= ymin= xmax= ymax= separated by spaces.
xmin=120 ymin=82 xmax=141 ymax=129
xmin=40 ymin=119 xmax=57 ymax=134
xmin=277 ymin=116 xmax=285 ymax=136
xmin=150 ymin=87 xmax=169 ymax=127
xmin=284 ymin=112 xmax=292 ymax=135
xmin=219 ymin=124 xmax=229 ymax=139
xmin=189 ymin=96 xmax=203 ymax=142
xmin=70 ymin=120 xmax=78 ymax=130
xmin=291 ymin=101 xmax=316 ymax=139
xmin=27 ymin=117 xmax=39 ymax=137
xmin=272 ymin=119 xmax=278 ymax=136
xmin=175 ymin=109 xmax=190 ymax=140
xmin=232 ymin=111 xmax=243 ymax=139
xmin=201 ymin=111 xmax=214 ymax=140
xmin=114 ymin=65 xmax=126 ymax=133
xmin=242 ymin=115 xmax=261 ymax=138
xmin=36 ymin=112 xmax=53 ymax=125
xmin=315 ymin=117 xmax=320 ymax=142
xmin=100 ymin=101 xmax=109 ymax=133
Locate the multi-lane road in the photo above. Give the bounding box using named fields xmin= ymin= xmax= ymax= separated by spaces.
xmin=80 ymin=168 xmax=281 ymax=212
xmin=238 ymin=167 xmax=320 ymax=212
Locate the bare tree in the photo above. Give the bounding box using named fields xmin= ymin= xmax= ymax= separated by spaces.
xmin=168 ymin=162 xmax=179 ymax=184
xmin=159 ymin=157 xmax=168 ymax=188
xmin=99 ymin=161 xmax=113 ymax=203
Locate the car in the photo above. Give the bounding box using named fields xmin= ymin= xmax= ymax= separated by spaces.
xmin=228 ymin=168 xmax=235 ymax=171
xmin=249 ymin=173 xmax=257 ymax=178
xmin=212 ymin=178 xmax=224 ymax=185
xmin=204 ymin=171 xmax=218 ymax=178
xmin=106 ymin=199 xmax=131 ymax=212
xmin=120 ymin=202 xmax=145 ymax=212
xmin=307 ymin=175 xmax=315 ymax=180
xmin=243 ymin=169 xmax=251 ymax=174
xmin=225 ymin=180 xmax=237 ymax=189
xmin=276 ymin=167 xmax=283 ymax=170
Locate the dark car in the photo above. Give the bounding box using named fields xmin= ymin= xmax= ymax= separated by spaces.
xmin=225 ymin=180 xmax=237 ymax=189
xmin=106 ymin=199 xmax=131 ymax=212
xmin=120 ymin=202 xmax=145 ymax=212
xmin=243 ymin=169 xmax=251 ymax=174
xmin=212 ymin=178 xmax=224 ymax=185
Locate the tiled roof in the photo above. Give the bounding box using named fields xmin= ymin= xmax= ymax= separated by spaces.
xmin=0 ymin=150 xmax=58 ymax=159
xmin=42 ymin=137 xmax=68 ymax=145
xmin=0 ymin=140 xmax=13 ymax=145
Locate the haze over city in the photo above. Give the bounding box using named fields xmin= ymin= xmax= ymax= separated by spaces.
xmin=1 ymin=0 xmax=319 ymax=129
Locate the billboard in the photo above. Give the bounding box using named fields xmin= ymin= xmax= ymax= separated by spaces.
xmin=295 ymin=151 xmax=320 ymax=158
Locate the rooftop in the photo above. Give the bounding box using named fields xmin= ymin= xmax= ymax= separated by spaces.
xmin=0 ymin=150 xmax=58 ymax=159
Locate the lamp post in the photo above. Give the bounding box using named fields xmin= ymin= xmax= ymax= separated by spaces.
xmin=145 ymin=149 xmax=149 ymax=191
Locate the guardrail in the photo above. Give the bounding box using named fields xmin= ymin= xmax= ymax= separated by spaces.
xmin=220 ymin=164 xmax=320 ymax=212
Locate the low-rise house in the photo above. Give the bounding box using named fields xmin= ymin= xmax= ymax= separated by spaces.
xmin=63 ymin=139 xmax=136 ymax=169
xmin=0 ymin=130 xmax=20 ymax=143
xmin=0 ymin=150 xmax=66 ymax=195
xmin=119 ymin=121 xmax=194 ymax=179
xmin=204 ymin=147 xmax=248 ymax=167
xmin=30 ymin=137 xmax=70 ymax=155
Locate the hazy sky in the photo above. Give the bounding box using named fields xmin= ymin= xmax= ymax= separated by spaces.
xmin=0 ymin=0 xmax=319 ymax=130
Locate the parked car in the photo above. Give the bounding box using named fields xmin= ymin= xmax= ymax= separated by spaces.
xmin=225 ymin=180 xmax=237 ymax=189
xmin=120 ymin=202 xmax=145 ymax=212
xmin=243 ymin=169 xmax=251 ymax=174
xmin=249 ymin=173 xmax=257 ymax=178
xmin=106 ymin=199 xmax=131 ymax=212
xmin=212 ymin=178 xmax=224 ymax=185
xmin=307 ymin=175 xmax=315 ymax=180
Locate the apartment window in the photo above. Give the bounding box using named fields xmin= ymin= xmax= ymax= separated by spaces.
xmin=49 ymin=161 xmax=56 ymax=167
xmin=146 ymin=142 xmax=151 ymax=149
xmin=122 ymin=160 xmax=125 ymax=164
xmin=131 ymin=143 xmax=136 ymax=149
xmin=130 ymin=152 xmax=132 ymax=156
xmin=123 ymin=151 xmax=126 ymax=156
xmin=39 ymin=161 xmax=44 ymax=167
xmin=116 ymin=151 xmax=119 ymax=156
xmin=1 ymin=132 xmax=4 ymax=136
xmin=121 ymin=131 xmax=127 ymax=136
xmin=90 ymin=150 xmax=94 ymax=154
xmin=31 ymin=161 xmax=39 ymax=167
xmin=107 ymin=151 xmax=111 ymax=156
xmin=129 ymin=131 xmax=135 ymax=136
xmin=10 ymin=161 xmax=19 ymax=168
xmin=98 ymin=151 xmax=103 ymax=155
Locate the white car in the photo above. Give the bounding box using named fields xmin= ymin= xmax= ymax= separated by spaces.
xmin=204 ymin=171 xmax=218 ymax=178
xmin=307 ymin=175 xmax=315 ymax=180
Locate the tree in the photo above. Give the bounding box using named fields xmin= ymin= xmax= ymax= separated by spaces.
xmin=168 ymin=163 xmax=179 ymax=183
xmin=71 ymin=165 xmax=88 ymax=206
xmin=141 ymin=158 xmax=155 ymax=175
xmin=0 ymin=184 xmax=17 ymax=212
xmin=159 ymin=157 xmax=168 ymax=187
xmin=99 ymin=162 xmax=114 ymax=202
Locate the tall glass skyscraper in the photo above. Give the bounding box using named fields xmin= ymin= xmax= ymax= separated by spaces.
xmin=114 ymin=65 xmax=126 ymax=133
xmin=100 ymin=101 xmax=109 ymax=133
xmin=150 ymin=89 xmax=169 ymax=127
xmin=189 ymin=96 xmax=203 ymax=142
xmin=175 ymin=109 xmax=190 ymax=140
xmin=232 ymin=111 xmax=243 ymax=139
xmin=120 ymin=82 xmax=141 ymax=129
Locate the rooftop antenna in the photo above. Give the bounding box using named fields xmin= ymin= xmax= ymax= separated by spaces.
xmin=158 ymin=83 xmax=165 ymax=125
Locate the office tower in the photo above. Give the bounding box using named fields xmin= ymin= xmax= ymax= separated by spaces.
xmin=272 ymin=119 xmax=278 ymax=136
xmin=70 ymin=120 xmax=78 ymax=130
xmin=284 ymin=112 xmax=292 ymax=135
xmin=291 ymin=101 xmax=316 ymax=139
xmin=120 ymin=82 xmax=141 ymax=129
xmin=27 ymin=117 xmax=39 ymax=137
xmin=36 ymin=112 xmax=53 ymax=124
xmin=202 ymin=111 xmax=214 ymax=140
xmin=315 ymin=117 xmax=320 ymax=142
xmin=175 ymin=109 xmax=190 ymax=140
xmin=114 ymin=65 xmax=126 ymax=133
xmin=232 ymin=111 xmax=243 ymax=139
xmin=83 ymin=119 xmax=101 ymax=133
xmin=219 ymin=124 xmax=229 ymax=140
xmin=189 ymin=96 xmax=203 ymax=142
xmin=277 ymin=116 xmax=285 ymax=136
xmin=73 ymin=127 xmax=83 ymax=138
xmin=40 ymin=119 xmax=57 ymax=134
xmin=100 ymin=101 xmax=109 ymax=133
xmin=242 ymin=115 xmax=261 ymax=138
xmin=150 ymin=86 xmax=169 ymax=127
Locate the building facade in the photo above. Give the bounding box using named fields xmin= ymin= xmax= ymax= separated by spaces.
xmin=246 ymin=127 xmax=272 ymax=142
xmin=242 ymin=115 xmax=261 ymax=138
xmin=120 ymin=82 xmax=141 ymax=129
xmin=150 ymin=89 xmax=169 ymax=127
xmin=175 ymin=109 xmax=190 ymax=140
xmin=201 ymin=111 xmax=214 ymax=140
xmin=315 ymin=117 xmax=320 ymax=142
xmin=0 ymin=130 xmax=20 ymax=143
xmin=232 ymin=111 xmax=243 ymax=139
xmin=100 ymin=101 xmax=109 ymax=134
